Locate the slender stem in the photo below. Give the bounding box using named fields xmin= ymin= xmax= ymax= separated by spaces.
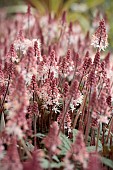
xmin=73 ymin=93 xmax=87 ymax=128
xmin=96 ymin=123 xmax=100 ymax=151
xmin=78 ymin=74 xmax=84 ymax=90
xmin=20 ymin=139 xmax=32 ymax=159
xmin=58 ymin=95 xmax=72 ymax=135
xmin=57 ymin=24 xmax=65 ymax=44
xmin=0 ymin=112 xmax=5 ymax=131
xmin=102 ymin=124 xmax=105 ymax=147
xmin=84 ymin=88 xmax=91 ymax=144
xmin=32 ymin=82 xmax=38 ymax=148
xmin=0 ymin=74 xmax=10 ymax=112
xmin=34 ymin=114 xmax=37 ymax=148
xmin=84 ymin=109 xmax=91 ymax=144
xmin=98 ymin=80 xmax=103 ymax=98
xmin=58 ymin=66 xmax=77 ymax=135
xmin=106 ymin=117 xmax=113 ymax=143
xmin=49 ymin=105 xmax=53 ymax=125
xmin=90 ymin=128 xmax=95 ymax=145
xmin=110 ymin=135 xmax=112 ymax=147
xmin=28 ymin=14 xmax=30 ymax=39
xmin=62 ymin=99 xmax=65 ymax=133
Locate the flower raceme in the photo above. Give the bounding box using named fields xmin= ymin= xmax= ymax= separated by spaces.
xmin=42 ymin=122 xmax=61 ymax=154
xmin=5 ymin=71 xmax=29 ymax=139
xmin=91 ymin=19 xmax=108 ymax=51
xmin=0 ymin=6 xmax=113 ymax=170
xmin=64 ymin=131 xmax=89 ymax=169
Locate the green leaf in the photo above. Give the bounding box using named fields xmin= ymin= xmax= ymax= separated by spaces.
xmin=26 ymin=142 xmax=34 ymax=151
xmin=32 ymin=133 xmax=45 ymax=138
xmin=67 ymin=13 xmax=90 ymax=32
xmin=60 ymin=148 xmax=68 ymax=156
xmin=101 ymin=157 xmax=113 ymax=169
xmin=60 ymin=133 xmax=71 ymax=150
xmin=52 ymin=155 xmax=60 ymax=163
xmin=70 ymin=3 xmax=88 ymax=12
xmin=50 ymin=0 xmax=63 ymax=13
xmin=59 ymin=133 xmax=71 ymax=155
xmin=86 ymin=0 xmax=105 ymax=8
xmin=51 ymin=162 xmax=64 ymax=168
xmin=73 ymin=129 xmax=79 ymax=142
xmin=5 ymin=5 xmax=29 ymax=14
xmin=62 ymin=0 xmax=77 ymax=11
xmin=87 ymin=138 xmax=102 ymax=152
xmin=98 ymin=139 xmax=103 ymax=151
xmin=87 ymin=146 xmax=96 ymax=152
xmin=41 ymin=158 xmax=63 ymax=169
xmin=28 ymin=0 xmax=46 ymax=14
xmin=41 ymin=158 xmax=49 ymax=169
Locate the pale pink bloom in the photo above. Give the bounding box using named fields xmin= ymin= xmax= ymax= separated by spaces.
xmin=38 ymin=83 xmax=60 ymax=108
xmin=57 ymin=112 xmax=71 ymax=132
xmin=23 ymin=15 xmax=35 ymax=30
xmin=23 ymin=150 xmax=44 ymax=170
xmin=14 ymin=32 xmax=40 ymax=56
xmin=42 ymin=122 xmax=61 ymax=154
xmin=98 ymin=115 xmax=109 ymax=124
xmin=5 ymin=72 xmax=29 ymax=139
xmin=91 ymin=19 xmax=108 ymax=51
xmin=65 ymin=131 xmax=89 ymax=168
xmin=91 ymin=34 xmax=108 ymax=51
xmin=0 ymin=138 xmax=23 ymax=170
xmin=87 ymin=152 xmax=104 ymax=170
xmin=14 ymin=38 xmax=31 ymax=54
xmin=64 ymin=158 xmax=74 ymax=170
xmin=6 ymin=122 xmax=24 ymax=139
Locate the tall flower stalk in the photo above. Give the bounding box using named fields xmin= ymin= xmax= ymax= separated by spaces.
xmin=0 ymin=6 xmax=112 ymax=170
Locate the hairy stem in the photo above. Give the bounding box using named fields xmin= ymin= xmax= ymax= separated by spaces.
xmin=106 ymin=117 xmax=113 ymax=143
xmin=0 ymin=74 xmax=10 ymax=112
xmin=20 ymin=139 xmax=32 ymax=159
xmin=58 ymin=96 xmax=72 ymax=135
xmin=84 ymin=88 xmax=91 ymax=144
xmin=73 ymin=93 xmax=87 ymax=129
xmin=96 ymin=123 xmax=100 ymax=151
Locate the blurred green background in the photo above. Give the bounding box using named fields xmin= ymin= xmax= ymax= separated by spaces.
xmin=0 ymin=0 xmax=113 ymax=51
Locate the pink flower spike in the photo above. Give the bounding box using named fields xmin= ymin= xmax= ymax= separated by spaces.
xmin=64 ymin=131 xmax=89 ymax=169
xmin=27 ymin=4 xmax=31 ymax=16
xmin=91 ymin=19 xmax=108 ymax=51
xmin=42 ymin=121 xmax=61 ymax=154
xmin=87 ymin=152 xmax=104 ymax=170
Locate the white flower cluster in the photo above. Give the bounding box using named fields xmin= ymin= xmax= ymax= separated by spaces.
xmin=91 ymin=34 xmax=108 ymax=51
xmin=14 ymin=38 xmax=41 ymax=56
xmin=70 ymin=93 xmax=84 ymax=112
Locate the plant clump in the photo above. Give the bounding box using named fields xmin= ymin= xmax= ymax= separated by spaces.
xmin=0 ymin=5 xmax=113 ymax=170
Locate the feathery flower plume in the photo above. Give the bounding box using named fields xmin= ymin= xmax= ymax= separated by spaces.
xmin=0 ymin=137 xmax=23 ymax=170
xmin=91 ymin=19 xmax=108 ymax=51
xmin=87 ymin=69 xmax=95 ymax=87
xmin=57 ymin=112 xmax=71 ymax=132
xmin=93 ymin=51 xmax=100 ymax=68
xmin=5 ymin=71 xmax=29 ymax=139
xmin=64 ymin=131 xmax=89 ymax=169
xmin=63 ymin=81 xmax=69 ymax=97
xmin=42 ymin=122 xmax=61 ymax=154
xmin=86 ymin=152 xmax=105 ymax=170
xmin=23 ymin=150 xmax=44 ymax=170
